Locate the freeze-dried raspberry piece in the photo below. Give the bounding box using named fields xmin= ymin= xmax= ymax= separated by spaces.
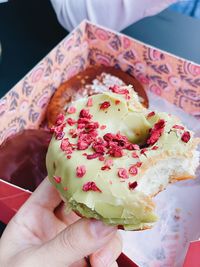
xmin=128 ymin=181 xmax=138 ymax=190
xmin=100 ymin=125 xmax=107 ymax=130
xmin=109 ymin=85 xmax=129 ymax=95
xmin=118 ymin=168 xmax=129 ymax=179
xmin=67 ymin=118 xmax=76 ymax=126
xmin=132 ymin=152 xmax=139 ymax=158
xmin=79 ymin=109 xmax=92 ymax=119
xmin=101 ymin=159 xmax=113 ymax=170
xmin=76 ymin=165 xmax=86 ymax=178
xmin=55 ymin=113 xmax=65 ymax=125
xmin=69 ymin=128 xmax=79 ymax=138
xmin=152 ymin=146 xmax=159 ymax=150
xmin=140 ymin=148 xmax=147 ymax=155
xmin=77 ymin=140 xmax=90 ymax=150
xmin=85 ymin=122 xmax=99 ymax=131
xmin=181 ymin=131 xmax=191 ymax=143
xmin=172 ymin=125 xmax=184 ymax=130
xmin=87 ymin=98 xmax=93 ymax=107
xmin=87 ymin=153 xmax=102 ymax=160
xmin=147 ymin=111 xmax=155 ymax=118
xmin=147 ymin=119 xmax=165 ymax=145
xmin=60 ymin=138 xmax=70 ymax=150
xmin=67 ymin=106 xmax=76 ymax=114
xmin=100 ymin=101 xmax=111 ymax=110
xmin=108 ymin=145 xmax=123 ymax=157
xmin=129 ymin=166 xmax=138 ymax=176
xmin=136 ymin=162 xmax=142 ymax=168
xmin=53 ymin=176 xmax=61 ymax=183
xmin=82 ymin=181 xmax=102 ymax=192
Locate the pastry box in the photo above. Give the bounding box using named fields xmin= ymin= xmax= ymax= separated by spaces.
xmin=0 ymin=20 xmax=199 ymax=267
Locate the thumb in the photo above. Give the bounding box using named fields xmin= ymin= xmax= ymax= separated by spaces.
xmin=39 ymin=218 xmax=117 ymax=267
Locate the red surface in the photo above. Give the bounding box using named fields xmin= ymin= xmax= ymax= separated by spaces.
xmin=183 ymin=241 xmax=200 ymax=267
xmin=117 ymin=253 xmax=138 ymax=267
xmin=0 ymin=179 xmax=31 ymax=224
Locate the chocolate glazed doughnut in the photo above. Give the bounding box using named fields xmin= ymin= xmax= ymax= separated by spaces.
xmin=46 ymin=65 xmax=148 ymax=127
xmin=0 ymin=129 xmax=52 ymax=191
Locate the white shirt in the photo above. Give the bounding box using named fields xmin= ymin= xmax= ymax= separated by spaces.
xmin=50 ymin=0 xmax=178 ymax=31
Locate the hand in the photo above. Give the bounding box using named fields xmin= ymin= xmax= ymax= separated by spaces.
xmin=0 ymin=178 xmax=122 ymax=267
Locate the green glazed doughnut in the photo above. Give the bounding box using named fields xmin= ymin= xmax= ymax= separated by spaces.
xmin=46 ymin=85 xmax=199 ymax=230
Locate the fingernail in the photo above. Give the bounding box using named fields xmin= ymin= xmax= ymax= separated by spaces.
xmin=90 ymin=219 xmax=116 ymax=238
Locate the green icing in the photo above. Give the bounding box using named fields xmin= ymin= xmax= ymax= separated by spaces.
xmin=46 ymin=89 xmax=193 ymax=230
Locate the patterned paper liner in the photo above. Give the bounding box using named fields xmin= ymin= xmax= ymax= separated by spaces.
xmin=0 ymin=20 xmax=199 ymax=267
xmin=0 ymin=20 xmax=199 ymax=143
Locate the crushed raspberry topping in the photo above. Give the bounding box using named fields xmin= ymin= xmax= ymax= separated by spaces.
xmin=129 ymin=166 xmax=138 ymax=176
xmin=69 ymin=128 xmax=79 ymax=138
xmin=55 ymin=113 xmax=65 ymax=125
xmin=108 ymin=145 xmax=124 ymax=157
xmin=60 ymin=138 xmax=70 ymax=150
xmin=115 ymin=100 xmax=121 ymax=105
xmin=172 ymin=125 xmax=184 ymax=130
xmin=101 ymin=159 xmax=113 ymax=170
xmin=50 ymin=123 xmax=66 ymax=140
xmin=67 ymin=155 xmax=71 ymax=159
xmin=118 ymin=168 xmax=129 ymax=179
xmin=128 ymin=181 xmax=138 ymax=190
xmin=55 ymin=132 xmax=65 ymax=140
xmin=82 ymin=181 xmax=102 ymax=192
xmin=132 ymin=144 xmax=140 ymax=150
xmin=87 ymin=98 xmax=93 ymax=107
xmin=53 ymin=176 xmax=61 ymax=183
xmin=181 ymin=131 xmax=191 ymax=143
xmin=99 ymin=156 xmax=105 ymax=161
xmin=152 ymin=146 xmax=159 ymax=150
xmin=141 ymin=148 xmax=147 ymax=155
xmin=147 ymin=119 xmax=165 ymax=145
xmin=100 ymin=125 xmax=107 ymax=130
xmin=100 ymin=101 xmax=111 ymax=110
xmin=67 ymin=118 xmax=76 ymax=126
xmin=67 ymin=106 xmax=76 ymax=114
xmin=85 ymin=122 xmax=99 ymax=131
xmin=147 ymin=111 xmax=155 ymax=118
xmin=136 ymin=162 xmax=142 ymax=167
xmin=87 ymin=153 xmax=102 ymax=160
xmin=92 ymin=139 xmax=107 ymax=154
xmin=76 ymin=165 xmax=86 ymax=178
xmin=132 ymin=152 xmax=139 ymax=158
xmin=79 ymin=109 xmax=92 ymax=119
xmin=109 ymin=85 xmax=129 ymax=95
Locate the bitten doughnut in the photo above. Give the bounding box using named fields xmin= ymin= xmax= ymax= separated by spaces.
xmin=46 ymin=65 xmax=148 ymax=127
xmin=46 ymin=85 xmax=199 ymax=230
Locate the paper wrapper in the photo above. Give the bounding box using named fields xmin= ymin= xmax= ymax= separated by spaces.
xmin=0 ymin=20 xmax=199 ymax=267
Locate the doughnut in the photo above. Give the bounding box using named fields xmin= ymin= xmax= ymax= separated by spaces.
xmin=46 ymin=85 xmax=200 ymax=230
xmin=46 ymin=65 xmax=148 ymax=126
xmin=0 ymin=129 xmax=52 ymax=191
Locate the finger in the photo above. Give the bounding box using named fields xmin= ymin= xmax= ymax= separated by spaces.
xmin=38 ymin=219 xmax=117 ymax=267
xmin=24 ymin=177 xmax=61 ymax=211
xmin=69 ymin=258 xmax=88 ymax=267
xmin=54 ymin=202 xmax=80 ymax=226
xmin=90 ymin=232 xmax=122 ymax=267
